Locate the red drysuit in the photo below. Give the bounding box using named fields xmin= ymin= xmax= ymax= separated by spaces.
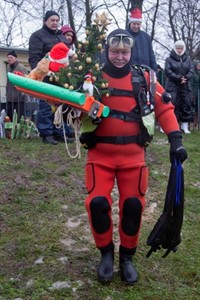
xmin=84 ymin=71 xmax=180 ymax=250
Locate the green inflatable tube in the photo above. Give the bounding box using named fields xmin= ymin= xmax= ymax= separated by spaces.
xmin=8 ymin=73 xmax=110 ymax=117
xmin=8 ymin=72 xmax=86 ymax=105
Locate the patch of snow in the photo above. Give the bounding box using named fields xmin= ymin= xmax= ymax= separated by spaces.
xmin=57 ymin=256 xmax=68 ymax=263
xmin=26 ymin=279 xmax=34 ymax=288
xmin=66 ymin=217 xmax=81 ymax=228
xmin=49 ymin=281 xmax=71 ymax=290
xmin=62 ymin=204 xmax=68 ymax=210
xmin=60 ymin=238 xmax=76 ymax=246
xmin=34 ymin=257 xmax=44 ymax=264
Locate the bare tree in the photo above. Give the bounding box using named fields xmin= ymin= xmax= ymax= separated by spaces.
xmin=166 ymin=0 xmax=199 ymax=59
xmin=0 ymin=0 xmax=199 ymax=64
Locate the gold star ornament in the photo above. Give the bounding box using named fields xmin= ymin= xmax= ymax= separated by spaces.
xmin=92 ymin=12 xmax=112 ymax=31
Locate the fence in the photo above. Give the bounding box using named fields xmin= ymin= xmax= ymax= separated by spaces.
xmin=0 ymin=86 xmax=39 ymax=123
xmin=1 ymin=84 xmax=200 ymax=129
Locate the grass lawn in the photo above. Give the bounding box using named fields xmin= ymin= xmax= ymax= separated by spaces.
xmin=0 ymin=129 xmax=200 ymax=300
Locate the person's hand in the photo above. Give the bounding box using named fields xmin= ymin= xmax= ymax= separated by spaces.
xmin=14 ymin=71 xmax=25 ymax=77
xmin=180 ymin=76 xmax=187 ymax=84
xmin=79 ymin=132 xmax=96 ymax=149
xmin=168 ymin=131 xmax=188 ymax=163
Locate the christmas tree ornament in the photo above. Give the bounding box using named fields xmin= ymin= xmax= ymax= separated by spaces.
xmin=92 ymin=76 xmax=97 ymax=82
xmin=82 ymin=74 xmax=94 ymax=96
xmin=54 ymin=12 xmax=112 ymax=99
xmin=64 ymin=83 xmax=69 ymax=89
xmin=86 ymin=57 xmax=92 ymax=63
xmin=92 ymin=12 xmax=112 ymax=31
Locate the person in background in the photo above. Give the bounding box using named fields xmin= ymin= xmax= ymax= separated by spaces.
xmin=156 ymin=64 xmax=166 ymax=133
xmin=127 ymin=4 xmax=157 ymax=73
xmin=6 ymin=50 xmax=29 ymax=121
xmin=157 ymin=64 xmax=165 ymax=87
xmin=164 ymin=40 xmax=194 ymax=134
xmin=191 ymin=60 xmax=200 ymax=128
xmin=29 ymin=10 xmax=74 ymax=145
xmin=61 ymin=25 xmax=77 ymax=52
xmin=79 ymin=29 xmax=187 ymax=285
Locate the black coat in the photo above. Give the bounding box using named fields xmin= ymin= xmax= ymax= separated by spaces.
xmin=164 ymin=50 xmax=194 ymax=122
xmin=28 ymin=24 xmax=68 ymax=69
xmin=164 ymin=50 xmax=194 ymax=92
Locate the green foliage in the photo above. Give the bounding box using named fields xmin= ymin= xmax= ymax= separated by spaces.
xmin=53 ymin=24 xmax=110 ymax=99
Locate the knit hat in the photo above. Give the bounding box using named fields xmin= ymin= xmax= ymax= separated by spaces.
xmin=61 ymin=25 xmax=76 ymax=45
xmin=44 ymin=10 xmax=60 ymax=22
xmin=129 ymin=7 xmax=143 ymax=23
xmin=174 ymin=40 xmax=186 ymax=56
xmin=7 ymin=50 xmax=17 ymax=57
xmin=49 ymin=42 xmax=73 ymax=72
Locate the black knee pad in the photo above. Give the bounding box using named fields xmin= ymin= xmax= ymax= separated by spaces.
xmin=121 ymin=197 xmax=142 ymax=236
xmin=90 ymin=196 xmax=111 ymax=234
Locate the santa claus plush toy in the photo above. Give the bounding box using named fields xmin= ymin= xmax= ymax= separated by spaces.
xmin=17 ymin=42 xmax=74 ymax=81
xmin=82 ymin=73 xmax=94 ymax=96
xmin=49 ymin=42 xmax=73 ymax=73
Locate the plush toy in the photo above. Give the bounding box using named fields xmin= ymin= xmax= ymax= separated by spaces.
xmin=48 ymin=42 xmax=73 ymax=72
xmin=82 ymin=73 xmax=94 ymax=96
xmin=26 ymin=42 xmax=73 ymax=81
xmin=26 ymin=56 xmax=50 ymax=81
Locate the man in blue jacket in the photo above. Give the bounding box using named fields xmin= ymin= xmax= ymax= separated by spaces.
xmin=29 ymin=11 xmax=73 ymax=145
xmin=127 ymin=5 xmax=157 ymax=73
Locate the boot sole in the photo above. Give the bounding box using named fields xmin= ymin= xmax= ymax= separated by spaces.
xmin=120 ymin=270 xmax=138 ymax=285
xmin=121 ymin=277 xmax=138 ymax=285
xmin=98 ymin=276 xmax=113 ymax=284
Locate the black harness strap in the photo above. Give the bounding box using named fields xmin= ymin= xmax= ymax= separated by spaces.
xmin=108 ymin=87 xmax=134 ymax=97
xmin=97 ymin=65 xmax=156 ymax=147
xmin=96 ymin=135 xmax=139 ymax=145
xmin=109 ymin=109 xmax=140 ymax=122
xmin=131 ymin=66 xmax=143 ymax=100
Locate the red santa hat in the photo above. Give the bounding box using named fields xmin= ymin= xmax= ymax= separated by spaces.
xmin=84 ymin=73 xmax=94 ymax=83
xmin=84 ymin=73 xmax=92 ymax=79
xmin=49 ymin=42 xmax=73 ymax=72
xmin=129 ymin=7 xmax=143 ymax=23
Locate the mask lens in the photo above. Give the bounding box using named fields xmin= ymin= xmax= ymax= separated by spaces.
xmin=122 ymin=36 xmax=133 ymax=48
xmin=108 ymin=35 xmax=133 ymax=49
xmin=109 ymin=36 xmax=121 ymax=47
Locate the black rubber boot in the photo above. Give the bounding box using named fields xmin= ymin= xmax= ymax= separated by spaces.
xmin=119 ymin=247 xmax=138 ymax=285
xmin=97 ymin=243 xmax=114 ymax=283
xmin=42 ymin=135 xmax=58 ymax=145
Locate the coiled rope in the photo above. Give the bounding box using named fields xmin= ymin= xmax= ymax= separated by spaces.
xmin=54 ymin=105 xmax=81 ymax=159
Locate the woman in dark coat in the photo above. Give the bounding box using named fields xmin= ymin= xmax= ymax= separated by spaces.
xmin=164 ymin=40 xmax=194 ymax=133
xmin=192 ymin=60 xmax=200 ymax=127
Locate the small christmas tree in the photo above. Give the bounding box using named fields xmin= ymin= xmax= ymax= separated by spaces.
xmin=52 ymin=12 xmax=112 ymax=100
